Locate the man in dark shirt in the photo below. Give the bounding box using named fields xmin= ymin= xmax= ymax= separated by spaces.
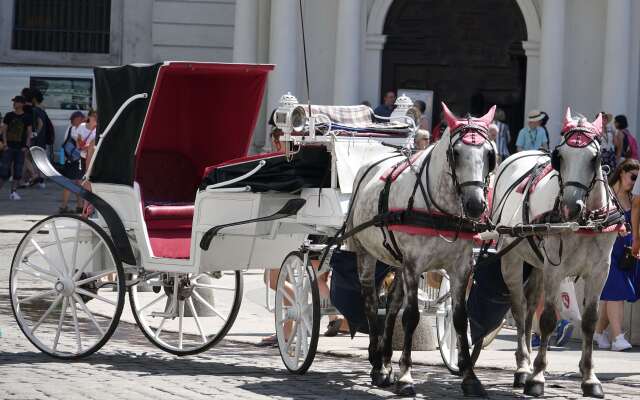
xmin=374 ymin=90 xmax=396 ymax=118
xmin=0 ymin=96 xmax=32 ymax=199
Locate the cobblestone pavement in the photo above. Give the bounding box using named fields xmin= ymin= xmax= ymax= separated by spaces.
xmin=1 ymin=231 xmax=639 ymax=400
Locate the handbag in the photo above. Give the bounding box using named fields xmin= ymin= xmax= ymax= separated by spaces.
xmin=619 ymin=246 xmax=636 ymax=271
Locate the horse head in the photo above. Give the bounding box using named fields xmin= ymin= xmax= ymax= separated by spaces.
xmin=441 ymin=102 xmax=496 ymax=220
xmin=551 ymin=107 xmax=604 ymax=221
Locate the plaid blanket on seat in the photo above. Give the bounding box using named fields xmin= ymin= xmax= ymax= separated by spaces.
xmin=305 ymin=104 xmax=412 ymax=134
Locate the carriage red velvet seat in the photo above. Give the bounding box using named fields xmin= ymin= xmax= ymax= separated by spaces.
xmin=126 ymin=62 xmax=273 ymax=258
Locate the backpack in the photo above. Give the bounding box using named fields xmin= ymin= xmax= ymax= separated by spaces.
xmin=622 ymin=129 xmax=639 ymax=160
xmin=62 ymin=127 xmax=81 ymax=163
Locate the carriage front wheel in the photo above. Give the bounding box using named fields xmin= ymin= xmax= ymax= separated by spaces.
xmin=129 ymin=270 xmax=243 ymax=356
xmin=435 ymin=273 xmax=481 ymax=375
xmin=275 ymin=251 xmax=320 ymax=374
xmin=10 ymin=215 xmax=126 ymax=358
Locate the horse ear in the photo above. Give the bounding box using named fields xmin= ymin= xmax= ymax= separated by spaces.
xmin=591 ymin=112 xmax=603 ymax=135
xmin=441 ymin=102 xmax=460 ymax=130
xmin=564 ymin=107 xmax=572 ymax=126
xmin=478 ymin=105 xmax=497 ymax=126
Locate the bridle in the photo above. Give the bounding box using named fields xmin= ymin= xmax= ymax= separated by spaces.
xmin=438 ymin=121 xmax=496 ymax=218
xmin=551 ymin=126 xmax=607 ymax=222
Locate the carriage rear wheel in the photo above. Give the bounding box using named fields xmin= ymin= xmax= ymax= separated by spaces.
xmin=10 ymin=215 xmax=126 ymax=358
xmin=435 ymin=274 xmax=482 ymax=376
xmin=275 ymin=251 xmax=320 ymax=374
xmin=129 ymin=270 xmax=243 ymax=356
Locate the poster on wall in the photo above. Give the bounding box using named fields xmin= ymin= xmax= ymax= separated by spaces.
xmin=398 ymin=89 xmax=434 ymax=131
xmin=30 ymin=77 xmax=93 ymax=110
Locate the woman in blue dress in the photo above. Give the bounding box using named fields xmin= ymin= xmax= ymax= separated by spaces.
xmin=594 ymin=159 xmax=640 ymax=351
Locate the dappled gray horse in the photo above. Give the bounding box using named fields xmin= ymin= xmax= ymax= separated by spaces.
xmin=346 ymin=103 xmax=496 ymax=396
xmin=490 ymin=109 xmax=621 ymax=398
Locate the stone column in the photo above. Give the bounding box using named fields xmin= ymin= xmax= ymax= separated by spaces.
xmin=537 ymin=0 xmax=566 ymax=147
xmin=362 ymin=34 xmax=386 ymax=107
xmin=601 ymin=0 xmax=632 ymax=116
xmin=266 ymin=0 xmax=299 ymax=150
xmin=522 ymin=40 xmax=540 ymax=127
xmin=233 ymin=0 xmax=259 ymax=63
xmin=333 ymin=0 xmax=362 ymax=105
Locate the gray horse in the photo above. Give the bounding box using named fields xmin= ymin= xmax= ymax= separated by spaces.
xmin=490 ymin=109 xmax=619 ymax=398
xmin=346 ymin=103 xmax=496 ymax=396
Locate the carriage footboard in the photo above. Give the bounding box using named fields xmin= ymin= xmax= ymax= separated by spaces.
xmin=30 ymin=146 xmax=137 ymax=265
xmin=199 ymin=198 xmax=307 ymax=250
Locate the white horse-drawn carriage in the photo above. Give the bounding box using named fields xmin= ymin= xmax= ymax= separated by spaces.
xmin=10 ymin=61 xmax=626 ymax=398
xmin=9 ymin=61 xmax=457 ymax=372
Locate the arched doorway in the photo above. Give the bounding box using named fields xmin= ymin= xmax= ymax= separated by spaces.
xmin=381 ymin=0 xmax=528 ymax=139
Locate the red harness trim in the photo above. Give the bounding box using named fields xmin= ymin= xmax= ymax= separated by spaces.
xmin=516 ymin=164 xmax=554 ymax=194
xmin=379 ymin=151 xmax=424 ymax=182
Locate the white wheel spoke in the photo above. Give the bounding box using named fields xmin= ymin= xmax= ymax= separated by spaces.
xmin=50 ymin=220 xmax=70 ymax=276
xmin=138 ymin=293 xmax=166 ymax=313
xmin=18 ymin=263 xmax=57 ymax=281
xmin=71 ymin=221 xmax=81 ymax=270
xmin=19 ymin=289 xmax=57 ymax=304
xmin=188 ymin=298 xmax=208 ymax=344
xmin=155 ymin=316 xmax=167 ymax=339
xmin=178 ymin=300 xmax=184 ymax=350
xmin=281 ymin=287 xmax=295 ymax=305
xmin=75 ymin=288 xmax=117 ymax=306
xmin=72 ymin=241 xmax=104 ymax=281
xmin=192 ymin=290 xmax=227 ymax=322
xmin=285 ymin=262 xmax=297 ymax=287
xmin=301 ymin=314 xmax=313 ymax=335
xmin=70 ymin=300 xmax=82 ymax=353
xmin=73 ymin=294 xmax=105 ymax=335
xmin=295 ymin=320 xmax=302 ymax=362
xmin=52 ymin=297 xmax=68 ymax=352
xmin=31 ymin=294 xmax=63 ymax=334
xmin=29 ymin=239 xmax=65 ymax=278
xmin=193 ymin=284 xmax=233 ymax=290
xmin=75 ymin=269 xmax=117 ymax=286
xmin=285 ymin=321 xmax=298 ymax=355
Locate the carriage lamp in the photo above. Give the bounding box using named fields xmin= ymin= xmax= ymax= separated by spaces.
xmin=274 ymin=92 xmax=307 ymax=141
xmin=390 ymin=93 xmax=416 ymax=124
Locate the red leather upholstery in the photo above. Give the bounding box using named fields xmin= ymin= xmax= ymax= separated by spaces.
xmin=144 ymin=204 xmax=195 ymax=220
xmin=147 ymin=229 xmax=192 ymax=259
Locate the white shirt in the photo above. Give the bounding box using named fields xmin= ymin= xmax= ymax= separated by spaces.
xmin=76 ymin=123 xmax=96 ymax=159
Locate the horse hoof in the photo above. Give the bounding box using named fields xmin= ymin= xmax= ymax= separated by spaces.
xmin=395 ymin=382 xmax=416 ymax=397
xmin=461 ymin=380 xmax=487 ymax=397
xmin=513 ymin=372 xmax=530 ymax=388
xmin=582 ymin=383 xmax=604 ymax=399
xmin=523 ymin=380 xmax=544 ymax=397
xmin=370 ymin=371 xmax=394 ymax=388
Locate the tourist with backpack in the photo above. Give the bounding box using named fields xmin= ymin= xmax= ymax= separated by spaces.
xmin=59 ymin=111 xmax=85 ymax=213
xmin=615 ymin=114 xmax=638 ymax=163
xmin=22 ymin=88 xmax=53 ymax=188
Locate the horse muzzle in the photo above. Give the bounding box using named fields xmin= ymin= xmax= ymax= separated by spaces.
xmin=561 ymin=186 xmax=586 ymax=221
xmin=461 ymin=186 xmax=487 ymax=220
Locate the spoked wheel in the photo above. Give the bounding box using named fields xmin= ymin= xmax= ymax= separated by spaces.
xmin=10 ymin=215 xmax=125 ymax=358
xmin=129 ymin=270 xmax=243 ymax=356
xmin=275 ymin=251 xmax=320 ymax=374
xmin=435 ymin=274 xmax=481 ymax=376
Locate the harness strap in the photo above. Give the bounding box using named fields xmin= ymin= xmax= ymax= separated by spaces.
xmin=521 ymin=161 xmax=550 ymax=263
xmin=379 ymin=169 xmax=404 ymax=262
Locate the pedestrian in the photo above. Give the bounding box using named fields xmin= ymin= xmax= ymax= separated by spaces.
xmin=413 ymin=100 xmax=430 ymax=130
xmin=414 ymin=129 xmax=430 ymax=150
xmin=488 ymin=123 xmax=499 ymax=162
xmin=493 ymin=108 xmax=511 ymax=162
xmin=23 ymin=88 xmax=50 ymax=188
xmin=614 ymin=115 xmax=638 ymax=163
xmin=0 ymin=96 xmax=32 ymax=200
xmin=374 ymin=90 xmax=396 ymax=119
xmin=78 ymin=109 xmax=97 ymax=170
xmin=59 ymin=111 xmax=85 ymax=213
xmin=599 ymin=111 xmax=618 ymax=171
xmin=595 ymin=159 xmax=640 ymax=351
xmin=515 ymin=110 xmax=548 ymax=152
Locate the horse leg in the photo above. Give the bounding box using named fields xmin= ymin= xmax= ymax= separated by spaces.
xmin=356 ymin=251 xmax=385 ymax=386
xmin=517 ymin=266 xmax=542 ymax=387
xmin=579 ymin=270 xmax=608 ymax=399
xmin=395 ymin=266 xmax=420 ymax=397
xmin=502 ymin=255 xmax=532 ymax=388
xmin=452 ymin=266 xmax=487 ymax=397
xmin=524 ymin=272 xmax=561 ymax=397
xmin=378 ymin=270 xmax=404 ymax=387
